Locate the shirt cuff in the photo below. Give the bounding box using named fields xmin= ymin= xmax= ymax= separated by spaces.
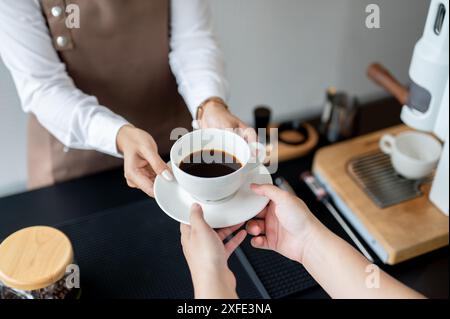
xmin=183 ymin=81 xmax=229 ymax=119
xmin=86 ymin=110 xmax=129 ymax=158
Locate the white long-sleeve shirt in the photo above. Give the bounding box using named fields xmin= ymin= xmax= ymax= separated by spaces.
xmin=0 ymin=0 xmax=228 ymax=157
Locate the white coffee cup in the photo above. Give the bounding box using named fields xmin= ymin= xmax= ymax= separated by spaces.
xmin=170 ymin=128 xmax=265 ymax=202
xmin=379 ymin=131 xmax=442 ymax=180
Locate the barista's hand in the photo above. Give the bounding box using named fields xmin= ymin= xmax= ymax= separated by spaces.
xmin=116 ymin=124 xmax=172 ymax=197
xmin=199 ymin=99 xmax=257 ymax=143
xmin=246 ymin=184 xmax=324 ymax=263
xmin=180 ymin=203 xmax=246 ymax=299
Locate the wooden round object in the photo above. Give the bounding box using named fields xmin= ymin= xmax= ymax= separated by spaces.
xmin=267 ymin=122 xmax=319 ymax=162
xmin=0 ymin=226 xmax=73 ymax=291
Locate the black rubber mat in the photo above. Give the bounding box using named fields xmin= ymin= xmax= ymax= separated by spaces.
xmin=240 ymin=238 xmax=317 ymax=298
xmin=55 ymin=200 xmax=261 ymax=299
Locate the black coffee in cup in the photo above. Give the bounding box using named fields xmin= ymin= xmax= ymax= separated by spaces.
xmin=179 ymin=149 xmax=242 ymax=178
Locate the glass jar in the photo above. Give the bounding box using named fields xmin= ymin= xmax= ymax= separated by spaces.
xmin=0 ymin=226 xmax=80 ymax=299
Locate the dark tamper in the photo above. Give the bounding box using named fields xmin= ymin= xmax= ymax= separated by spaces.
xmin=253 ymin=105 xmax=272 ymax=132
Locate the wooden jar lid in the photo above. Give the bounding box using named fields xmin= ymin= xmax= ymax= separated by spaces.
xmin=0 ymin=226 xmax=73 ymax=291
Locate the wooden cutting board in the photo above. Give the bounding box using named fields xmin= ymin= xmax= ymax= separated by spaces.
xmin=313 ymin=125 xmax=449 ymax=264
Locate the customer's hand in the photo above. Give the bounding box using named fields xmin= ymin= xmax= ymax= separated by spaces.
xmin=199 ymin=99 xmax=257 ymax=142
xmin=246 ymin=184 xmax=323 ymax=263
xmin=116 ymin=125 xmax=173 ymax=197
xmin=180 ymin=203 xmax=246 ymax=299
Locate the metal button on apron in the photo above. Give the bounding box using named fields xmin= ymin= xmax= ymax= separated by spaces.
xmin=51 ymin=6 xmax=63 ymax=17
xmin=56 ymin=36 xmax=68 ymax=48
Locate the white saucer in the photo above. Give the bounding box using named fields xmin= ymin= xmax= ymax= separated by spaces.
xmin=154 ymin=165 xmax=272 ymax=228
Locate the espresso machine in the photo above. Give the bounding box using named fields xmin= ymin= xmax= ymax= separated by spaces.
xmin=401 ymin=0 xmax=449 ymax=215
xmin=368 ymin=0 xmax=449 ymax=214
xmin=312 ymin=0 xmax=449 ymax=264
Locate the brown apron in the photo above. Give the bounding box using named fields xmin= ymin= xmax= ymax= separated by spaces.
xmin=28 ymin=0 xmax=191 ymax=189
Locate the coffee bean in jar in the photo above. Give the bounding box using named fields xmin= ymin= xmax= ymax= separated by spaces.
xmin=0 ymin=226 xmax=80 ymax=299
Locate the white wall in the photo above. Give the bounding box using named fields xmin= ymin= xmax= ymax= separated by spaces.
xmin=210 ymin=0 xmax=429 ymax=122
xmin=0 ymin=59 xmax=27 ymax=197
xmin=0 ymin=0 xmax=429 ymax=196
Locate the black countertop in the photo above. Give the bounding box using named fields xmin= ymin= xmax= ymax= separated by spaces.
xmin=0 ymin=97 xmax=448 ymax=298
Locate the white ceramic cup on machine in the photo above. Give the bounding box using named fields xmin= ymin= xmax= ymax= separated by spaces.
xmin=379 ymin=131 xmax=442 ymax=180
xmin=170 ymin=128 xmax=265 ymax=202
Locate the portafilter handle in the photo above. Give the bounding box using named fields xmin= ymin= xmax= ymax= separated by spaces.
xmin=367 ymin=63 xmax=409 ymax=105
